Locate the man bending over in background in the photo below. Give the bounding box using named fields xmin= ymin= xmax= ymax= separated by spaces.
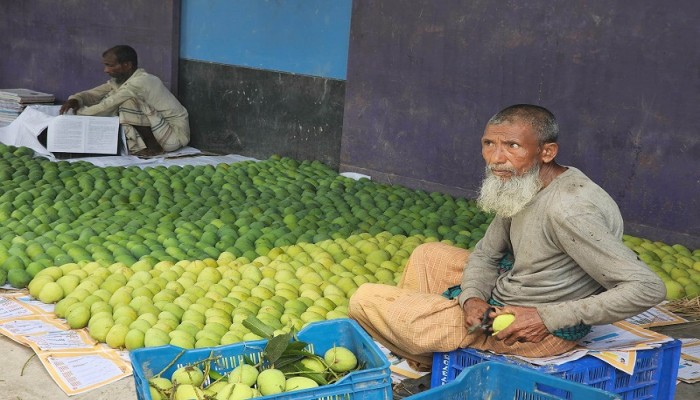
xmin=60 ymin=45 xmax=190 ymax=156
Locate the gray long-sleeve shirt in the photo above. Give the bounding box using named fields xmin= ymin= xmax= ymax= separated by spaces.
xmin=458 ymin=167 xmax=666 ymax=331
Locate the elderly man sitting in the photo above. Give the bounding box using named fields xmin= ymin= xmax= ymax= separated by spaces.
xmin=348 ymin=104 xmax=666 ymax=398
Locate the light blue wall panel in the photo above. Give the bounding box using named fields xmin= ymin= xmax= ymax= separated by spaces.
xmin=181 ymin=0 xmax=352 ymax=79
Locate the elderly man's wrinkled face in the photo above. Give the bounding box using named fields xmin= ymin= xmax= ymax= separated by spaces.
xmin=481 ymin=120 xmax=541 ymax=176
xmin=477 ymin=121 xmax=543 ymax=218
xmin=102 ymin=52 xmax=133 ymax=84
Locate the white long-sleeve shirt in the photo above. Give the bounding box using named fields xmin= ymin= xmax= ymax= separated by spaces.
xmin=68 ymin=68 xmax=189 ymax=142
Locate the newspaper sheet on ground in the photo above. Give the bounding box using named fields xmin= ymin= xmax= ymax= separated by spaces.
xmin=678 ymin=358 xmax=700 ymax=383
xmin=681 ymin=340 xmax=700 ymax=362
xmin=0 ymin=290 xmax=132 ymax=396
xmin=678 ymin=340 xmax=700 ymax=383
xmin=625 ymin=304 xmax=688 ymax=328
xmin=373 ymin=341 xmax=429 ymax=384
xmin=577 ymin=320 xmax=672 ymax=351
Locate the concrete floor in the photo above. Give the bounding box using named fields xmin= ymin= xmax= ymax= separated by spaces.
xmin=1 ymin=310 xmax=698 ymax=399
xmin=651 ymin=320 xmax=700 ymax=399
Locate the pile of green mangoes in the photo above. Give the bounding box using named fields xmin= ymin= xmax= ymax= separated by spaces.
xmin=0 ymin=143 xmax=489 ymax=289
xmin=29 ymin=232 xmax=430 ymax=350
xmin=0 ymin=141 xmax=697 ymax=318
xmin=623 ymin=235 xmax=700 ymax=299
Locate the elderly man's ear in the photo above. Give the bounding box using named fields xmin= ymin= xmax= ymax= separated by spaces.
xmin=541 ymin=142 xmax=558 ymax=163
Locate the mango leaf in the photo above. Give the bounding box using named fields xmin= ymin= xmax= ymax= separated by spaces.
xmin=275 ymin=350 xmax=322 ymax=371
xmin=241 ymin=316 xmax=318 ymax=370
xmin=286 ymin=341 xmax=310 ymax=352
xmin=277 ymin=348 xmax=316 ymax=359
xmin=242 ymin=355 xmax=256 ymax=366
xmin=274 ymin=353 xmax=306 ymax=369
xmin=242 ymin=315 xmax=275 ymax=339
xmin=264 ymin=332 xmax=294 ymax=365
xmin=208 ymin=369 xmax=225 ymax=381
xmin=279 ymin=363 xmax=329 ymax=385
xmin=300 ymin=371 xmax=329 ymax=386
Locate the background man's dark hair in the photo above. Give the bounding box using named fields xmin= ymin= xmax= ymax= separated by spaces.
xmin=488 ymin=104 xmax=559 ymax=144
xmin=103 ymin=45 xmax=138 ymax=69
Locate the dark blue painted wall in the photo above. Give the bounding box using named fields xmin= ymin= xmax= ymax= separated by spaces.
xmin=0 ymin=0 xmax=180 ymax=103
xmin=2 ymin=0 xmax=697 ymax=246
xmin=341 ymin=1 xmax=700 ymax=246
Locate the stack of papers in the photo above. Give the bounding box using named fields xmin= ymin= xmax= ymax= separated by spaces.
xmin=0 ymin=89 xmax=55 ymax=125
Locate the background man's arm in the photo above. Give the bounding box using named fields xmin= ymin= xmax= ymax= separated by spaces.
xmin=66 ymin=83 xmax=113 ymax=113
xmin=59 ymin=99 xmax=79 ymax=115
xmin=75 ymin=83 xmax=139 ymax=117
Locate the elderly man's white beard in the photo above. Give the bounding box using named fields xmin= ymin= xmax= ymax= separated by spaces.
xmin=477 ymin=164 xmax=542 ymax=218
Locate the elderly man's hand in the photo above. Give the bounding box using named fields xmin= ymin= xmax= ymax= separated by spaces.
xmin=490 ymin=305 xmax=550 ymax=345
xmin=463 ymin=297 xmax=492 ymax=332
xmin=59 ymin=99 xmax=80 ymax=115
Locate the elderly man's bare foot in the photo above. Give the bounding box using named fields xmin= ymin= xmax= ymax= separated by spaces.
xmin=133 ymin=125 xmax=164 ymax=156
xmin=133 ymin=148 xmax=164 ymax=157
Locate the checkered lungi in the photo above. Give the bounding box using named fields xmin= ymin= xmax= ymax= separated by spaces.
xmin=118 ymin=98 xmax=189 ymax=153
xmin=348 ymin=242 xmax=578 ymax=369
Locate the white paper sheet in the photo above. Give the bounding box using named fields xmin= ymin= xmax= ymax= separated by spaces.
xmin=0 ymin=105 xmax=57 ymax=156
xmin=47 ymin=114 xmax=119 ymax=154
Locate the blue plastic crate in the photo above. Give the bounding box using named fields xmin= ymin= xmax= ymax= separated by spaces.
xmin=431 ymin=339 xmax=681 ymax=400
xmin=130 ymin=319 xmax=392 ymax=400
xmin=409 ymin=361 xmax=619 ymax=399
